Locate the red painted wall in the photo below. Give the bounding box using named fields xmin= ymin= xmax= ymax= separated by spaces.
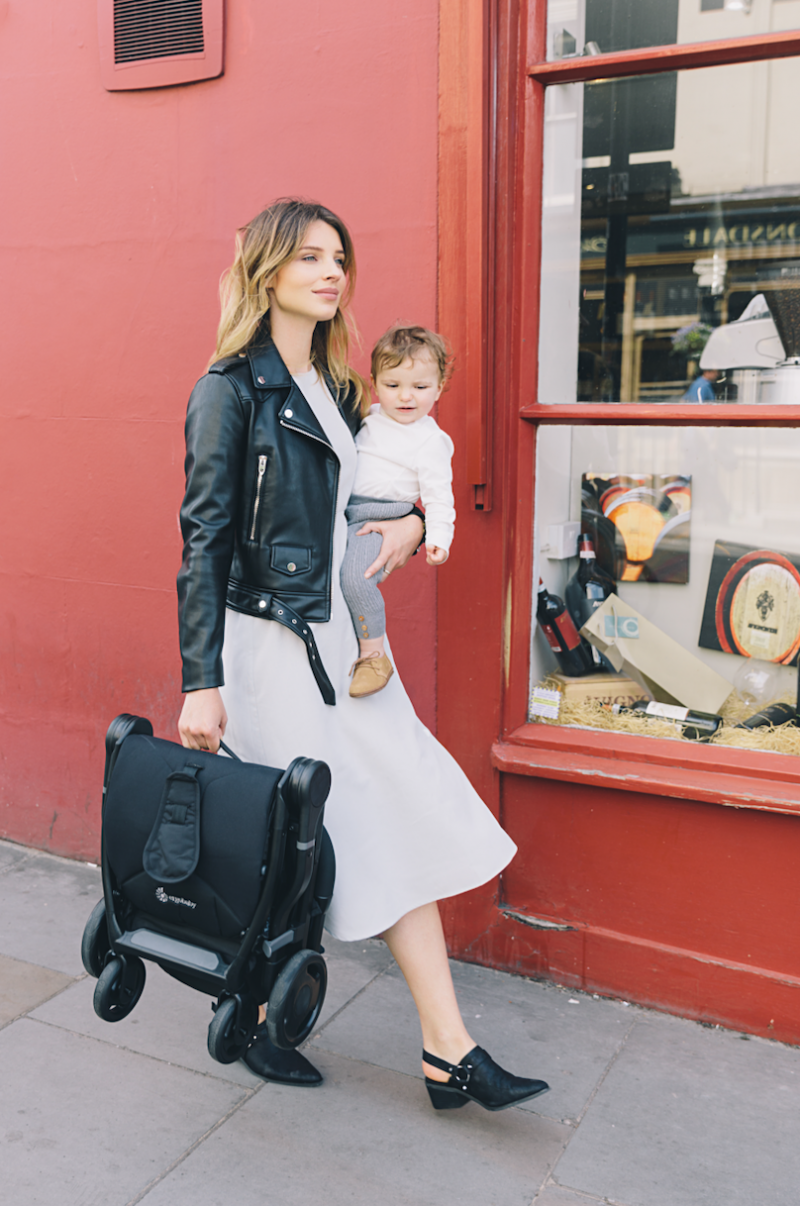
xmin=0 ymin=0 xmax=439 ymax=859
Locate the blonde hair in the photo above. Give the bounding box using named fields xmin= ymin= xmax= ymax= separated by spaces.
xmin=211 ymin=198 xmax=368 ymax=415
xmin=371 ymin=324 xmax=453 ymax=386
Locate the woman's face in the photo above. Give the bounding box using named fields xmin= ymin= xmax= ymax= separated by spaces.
xmin=268 ymin=220 xmax=346 ymax=325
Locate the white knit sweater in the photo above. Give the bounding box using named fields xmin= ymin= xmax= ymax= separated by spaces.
xmin=352 ymin=406 xmax=456 ymax=551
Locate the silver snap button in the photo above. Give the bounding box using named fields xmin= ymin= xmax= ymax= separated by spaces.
xmin=277 ymin=609 xmax=283 ymax=616
xmin=287 ymin=562 xmax=296 ymax=572
xmin=292 ymin=618 xmax=297 ymax=625
xmin=285 ymin=408 xmax=293 ymax=418
xmin=258 ymin=600 xmax=267 ymax=610
xmin=257 ymin=375 xmax=266 ymax=384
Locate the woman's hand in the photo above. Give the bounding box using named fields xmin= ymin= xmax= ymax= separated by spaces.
xmin=358 ymin=513 xmax=425 ymax=580
xmin=178 ymin=687 xmax=228 ymax=753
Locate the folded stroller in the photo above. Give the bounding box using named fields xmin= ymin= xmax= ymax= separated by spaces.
xmin=81 ymin=714 xmax=334 ymax=1064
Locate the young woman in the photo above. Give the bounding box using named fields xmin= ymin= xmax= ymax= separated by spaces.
xmin=177 ymin=198 xmax=549 ymax=1112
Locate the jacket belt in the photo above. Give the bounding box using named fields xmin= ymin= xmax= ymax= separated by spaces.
xmin=258 ymin=594 xmax=335 ymax=705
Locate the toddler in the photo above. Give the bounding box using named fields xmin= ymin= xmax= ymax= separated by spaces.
xmin=342 ymin=325 xmax=455 ymax=697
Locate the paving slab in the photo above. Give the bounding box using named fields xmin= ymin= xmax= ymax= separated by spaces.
xmin=314 ymin=933 xmax=395 ymax=1021
xmin=0 ymin=1017 xmax=251 ymax=1206
xmin=0 ymin=839 xmax=31 ymax=872
xmin=552 ymin=1012 xmax=800 ymax=1206
xmin=0 ymin=953 xmax=74 ymax=1026
xmin=0 ymin=850 xmax=101 ymax=975
xmin=31 ymin=932 xmax=392 ymax=1088
xmin=140 ymin=1049 xmax=571 ymax=1206
xmin=30 ymin=966 xmax=262 ymax=1087
xmin=310 ymin=960 xmax=633 ymax=1122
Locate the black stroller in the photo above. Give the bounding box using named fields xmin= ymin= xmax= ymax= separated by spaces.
xmin=81 ymin=714 xmax=334 ymax=1064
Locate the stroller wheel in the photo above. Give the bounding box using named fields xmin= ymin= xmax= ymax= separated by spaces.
xmin=81 ymin=898 xmax=111 ymax=978
xmin=266 ymin=950 xmax=327 ymax=1050
xmin=93 ymin=955 xmax=146 ymax=1022
xmin=207 ymin=995 xmax=258 ymax=1065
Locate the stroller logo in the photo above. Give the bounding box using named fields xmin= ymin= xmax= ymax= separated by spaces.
xmin=155 ymin=886 xmax=196 ymax=909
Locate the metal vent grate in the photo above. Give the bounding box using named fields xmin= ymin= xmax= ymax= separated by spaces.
xmin=114 ymin=0 xmax=204 ymax=65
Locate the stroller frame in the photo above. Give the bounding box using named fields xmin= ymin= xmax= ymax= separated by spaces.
xmin=82 ymin=714 xmax=334 ymax=1063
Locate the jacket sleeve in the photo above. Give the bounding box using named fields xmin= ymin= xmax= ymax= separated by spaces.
xmin=416 ymin=429 xmax=456 ymax=552
xmin=177 ymin=372 xmax=248 ymax=692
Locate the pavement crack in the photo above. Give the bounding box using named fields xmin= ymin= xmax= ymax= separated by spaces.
xmin=308 ymin=957 xmax=397 ymax=1042
xmin=531 ymin=1013 xmax=638 ymax=1202
xmin=123 ymin=1086 xmax=261 ymax=1205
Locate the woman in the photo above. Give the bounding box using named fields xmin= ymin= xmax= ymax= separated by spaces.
xmin=177 ymin=198 xmax=549 ymax=1111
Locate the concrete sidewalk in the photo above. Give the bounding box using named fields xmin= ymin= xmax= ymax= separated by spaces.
xmin=1 ymin=837 xmax=798 ymax=1206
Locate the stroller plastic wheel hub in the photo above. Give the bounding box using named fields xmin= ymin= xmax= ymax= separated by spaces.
xmin=207 ymin=995 xmax=258 ymax=1064
xmin=81 ymin=898 xmax=111 ymax=979
xmin=93 ymin=955 xmax=146 ymax=1022
xmin=266 ymin=949 xmax=327 ymax=1050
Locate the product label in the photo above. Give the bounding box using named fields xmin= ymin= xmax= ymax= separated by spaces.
xmin=553 ymin=611 xmax=582 ymax=651
xmin=645 ymin=702 xmax=689 ymax=722
xmin=540 ymin=622 xmax=562 ymax=652
xmin=529 ymin=687 xmax=561 ymax=720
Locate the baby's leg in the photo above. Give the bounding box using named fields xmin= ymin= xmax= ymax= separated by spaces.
xmin=340 ymin=496 xmax=414 ymax=656
xmin=341 ymin=524 xmax=387 ymax=648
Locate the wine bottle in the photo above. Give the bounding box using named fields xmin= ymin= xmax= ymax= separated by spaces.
xmin=536 ymin=579 xmax=592 ymax=677
xmin=737 ymin=658 xmax=800 ymax=729
xmin=612 ymin=700 xmax=722 ymax=741
xmin=565 ymin=534 xmax=615 ymax=670
xmin=736 ymin=701 xmax=797 ymax=730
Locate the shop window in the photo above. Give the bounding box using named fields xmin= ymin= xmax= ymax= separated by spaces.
xmin=531 ymin=424 xmax=800 ymax=751
xmin=547 ymin=0 xmax=800 ymax=61
xmin=539 ymin=59 xmax=800 ymax=404
xmin=98 ymin=0 xmax=224 ymax=91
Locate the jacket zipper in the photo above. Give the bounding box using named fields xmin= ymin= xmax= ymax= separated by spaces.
xmin=279 ymin=419 xmax=338 ymax=619
xmin=249 ymin=454 xmax=267 ymax=541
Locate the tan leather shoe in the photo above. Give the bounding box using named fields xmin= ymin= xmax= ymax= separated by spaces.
xmin=349 ymin=652 xmax=394 ymax=698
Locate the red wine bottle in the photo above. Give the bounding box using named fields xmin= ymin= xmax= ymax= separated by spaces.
xmin=612 ymin=700 xmax=722 ymax=741
xmin=565 ymin=534 xmax=615 ymax=670
xmin=537 ymin=579 xmax=592 ymax=676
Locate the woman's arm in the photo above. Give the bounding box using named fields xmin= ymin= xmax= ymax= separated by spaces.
xmin=177 ymin=372 xmax=247 ymax=692
xmin=358 ymin=512 xmax=425 ymax=579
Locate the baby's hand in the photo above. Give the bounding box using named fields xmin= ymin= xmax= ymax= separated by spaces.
xmin=426 ymin=545 xmax=449 ymax=566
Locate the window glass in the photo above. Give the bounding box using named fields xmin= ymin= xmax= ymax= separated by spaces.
xmin=547 ymin=0 xmax=800 ymax=61
xmin=531 ymin=425 xmax=800 ymax=752
xmin=539 ymin=59 xmax=800 ymax=402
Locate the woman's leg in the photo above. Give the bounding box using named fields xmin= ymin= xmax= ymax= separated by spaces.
xmin=382 ymin=901 xmax=475 ymax=1082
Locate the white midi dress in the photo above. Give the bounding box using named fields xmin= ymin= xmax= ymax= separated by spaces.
xmin=219 ymin=368 xmax=516 ymax=941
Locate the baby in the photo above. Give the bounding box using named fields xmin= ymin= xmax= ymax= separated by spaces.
xmin=341 ymin=325 xmax=455 ymax=698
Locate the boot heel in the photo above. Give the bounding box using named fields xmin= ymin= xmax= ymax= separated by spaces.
xmin=425 ymin=1080 xmax=468 ymax=1110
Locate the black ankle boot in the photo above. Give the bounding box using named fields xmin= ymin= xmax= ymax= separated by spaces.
xmin=423 ymin=1046 xmax=549 ymax=1111
xmin=243 ymin=1022 xmax=323 ymax=1086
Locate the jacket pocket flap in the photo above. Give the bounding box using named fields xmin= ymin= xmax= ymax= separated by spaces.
xmin=269 ymin=545 xmax=311 ymax=576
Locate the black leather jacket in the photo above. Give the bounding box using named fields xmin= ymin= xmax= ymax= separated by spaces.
xmin=177 ymin=340 xmax=361 ymax=701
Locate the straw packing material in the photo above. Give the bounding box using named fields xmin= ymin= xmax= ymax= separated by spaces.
xmin=530 ymin=679 xmax=800 ymax=754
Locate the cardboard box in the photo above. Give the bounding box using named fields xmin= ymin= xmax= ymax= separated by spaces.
xmin=550 ymin=672 xmax=651 ymax=709
xmin=580 ymin=594 xmax=732 ymax=714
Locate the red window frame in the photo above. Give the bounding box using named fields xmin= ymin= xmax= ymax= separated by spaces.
xmin=491 ymin=8 xmax=800 ymax=815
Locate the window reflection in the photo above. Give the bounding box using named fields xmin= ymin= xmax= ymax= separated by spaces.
xmin=539 ymin=59 xmax=800 ymax=403
xmin=547 ymin=0 xmax=800 ymax=61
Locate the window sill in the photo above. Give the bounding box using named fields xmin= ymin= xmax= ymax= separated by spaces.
xmin=492 ymin=723 xmax=800 ymax=816
xmin=520 ymin=403 xmax=800 ymax=426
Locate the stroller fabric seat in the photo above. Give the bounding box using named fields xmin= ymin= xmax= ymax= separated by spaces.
xmin=103 ymin=735 xmax=282 ymax=940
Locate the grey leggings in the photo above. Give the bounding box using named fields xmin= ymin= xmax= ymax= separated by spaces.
xmin=341 ymin=495 xmax=414 ymax=641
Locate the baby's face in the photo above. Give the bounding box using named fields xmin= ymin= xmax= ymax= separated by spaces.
xmin=372 ymin=354 xmax=443 ymax=425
